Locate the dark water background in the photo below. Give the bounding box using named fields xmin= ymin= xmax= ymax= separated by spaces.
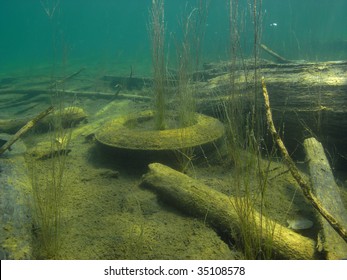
xmin=1 ymin=0 xmax=346 ymax=75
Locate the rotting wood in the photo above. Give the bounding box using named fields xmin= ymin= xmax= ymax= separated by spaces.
xmin=0 ymin=106 xmax=87 ymax=134
xmin=0 ymin=88 xmax=151 ymax=102
xmin=303 ymin=137 xmax=347 ymax=259
xmin=49 ymin=68 xmax=86 ymax=88
xmin=140 ymin=162 xmax=317 ymax=260
xmin=0 ymin=106 xmax=54 ymax=156
xmin=261 ymin=77 xmax=347 ymax=244
xmin=260 ymin=44 xmax=293 ymax=64
xmin=0 ymin=140 xmax=32 ymax=259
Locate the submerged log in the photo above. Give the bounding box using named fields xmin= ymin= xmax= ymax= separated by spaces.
xmin=202 ymin=60 xmax=347 ymax=114
xmin=200 ymin=59 xmax=347 ymax=167
xmin=303 ymin=137 xmax=347 ymax=259
xmin=140 ymin=162 xmax=317 ymax=260
xmin=260 ymin=44 xmax=293 ymax=64
xmin=0 ymin=106 xmax=54 ymax=156
xmin=0 ymin=106 xmax=87 ymax=134
xmin=262 ymin=78 xmax=347 ymax=245
xmin=0 ymin=138 xmax=32 ymax=259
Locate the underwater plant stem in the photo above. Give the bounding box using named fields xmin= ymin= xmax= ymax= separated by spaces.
xmin=261 ymin=77 xmax=347 ymax=244
xmin=150 ymin=0 xmax=166 ymax=130
xmin=0 ymin=106 xmax=54 ymax=156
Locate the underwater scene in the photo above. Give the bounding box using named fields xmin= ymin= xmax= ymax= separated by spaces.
xmin=0 ymin=0 xmax=347 ymax=260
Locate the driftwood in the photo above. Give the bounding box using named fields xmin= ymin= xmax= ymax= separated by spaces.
xmin=102 ymin=75 xmax=153 ymax=90
xmin=0 ymin=106 xmax=87 ymax=134
xmin=261 ymin=77 xmax=347 ymax=244
xmin=0 ymin=106 xmax=54 ymax=156
xmin=201 ymin=60 xmax=347 ymax=116
xmin=0 ymin=139 xmax=32 ymax=259
xmin=49 ymin=68 xmax=86 ymax=89
xmin=303 ymin=137 xmax=347 ymax=259
xmin=201 ymin=60 xmax=347 ymax=162
xmin=141 ymin=162 xmax=317 ymax=260
xmin=0 ymin=87 xmax=151 ymax=101
xmin=260 ymin=44 xmax=293 ymax=64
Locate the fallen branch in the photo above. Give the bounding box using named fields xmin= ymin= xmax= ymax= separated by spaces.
xmin=49 ymin=68 xmax=86 ymax=88
xmin=260 ymin=44 xmax=292 ymax=64
xmin=0 ymin=106 xmax=54 ymax=156
xmin=261 ymin=77 xmax=347 ymax=243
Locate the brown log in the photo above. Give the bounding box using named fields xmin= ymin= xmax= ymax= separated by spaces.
xmin=303 ymin=137 xmax=347 ymax=259
xmin=141 ymin=162 xmax=317 ymax=260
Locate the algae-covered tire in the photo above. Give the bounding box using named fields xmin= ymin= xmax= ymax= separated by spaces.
xmin=95 ymin=110 xmax=225 ymax=151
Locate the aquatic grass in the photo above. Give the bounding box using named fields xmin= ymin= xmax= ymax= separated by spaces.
xmin=171 ymin=1 xmax=209 ymax=173
xmin=175 ymin=2 xmax=208 ymax=128
xmin=223 ymin=0 xmax=276 ymax=259
xmin=149 ymin=0 xmax=167 ymax=130
xmin=30 ymin=92 xmax=74 ymax=259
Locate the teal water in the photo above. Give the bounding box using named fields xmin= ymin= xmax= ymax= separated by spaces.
xmin=0 ymin=0 xmax=346 ymax=74
xmin=1 ymin=0 xmax=347 ymax=261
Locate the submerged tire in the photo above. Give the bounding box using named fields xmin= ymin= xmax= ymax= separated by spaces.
xmin=95 ymin=110 xmax=225 ymax=151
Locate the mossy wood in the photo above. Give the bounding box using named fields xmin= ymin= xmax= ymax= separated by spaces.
xmin=262 ymin=78 xmax=347 ymax=245
xmin=201 ymin=60 xmax=347 ymax=115
xmin=201 ymin=59 xmax=347 ymax=164
xmin=0 ymin=106 xmax=87 ymax=134
xmin=0 ymin=106 xmax=54 ymax=155
xmin=303 ymin=137 xmax=347 ymax=259
xmin=140 ymin=163 xmax=317 ymax=260
xmin=0 ymin=139 xmax=32 ymax=259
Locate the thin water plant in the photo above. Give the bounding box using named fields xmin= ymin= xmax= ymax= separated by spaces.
xmin=176 ymin=7 xmax=197 ymax=128
xmin=30 ymin=100 xmax=73 ymax=259
xmin=175 ymin=1 xmax=209 ymax=128
xmin=223 ymin=0 xmax=276 ymax=259
xmin=173 ymin=129 xmax=196 ymax=174
xmin=30 ymin=1 xmax=74 ymax=259
xmin=40 ymin=0 xmax=60 ymax=19
xmin=149 ymin=0 xmax=167 ymax=130
xmin=171 ymin=1 xmax=209 ymax=172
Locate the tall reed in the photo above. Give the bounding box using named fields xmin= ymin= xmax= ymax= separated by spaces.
xmin=29 ymin=0 xmax=74 ymax=259
xmin=150 ymin=0 xmax=167 ymax=130
xmin=172 ymin=1 xmax=209 ymax=172
xmin=30 ymin=98 xmax=72 ymax=259
xmin=176 ymin=1 xmax=209 ymax=128
xmin=224 ymin=0 xmax=275 ymax=259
